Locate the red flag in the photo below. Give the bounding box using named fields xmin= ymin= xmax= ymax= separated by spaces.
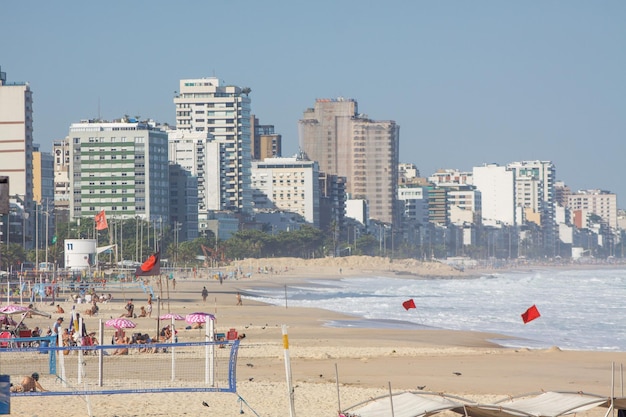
xmin=402 ymin=299 xmax=416 ymax=310
xmin=94 ymin=210 xmax=108 ymax=230
xmin=135 ymin=252 xmax=160 ymax=276
xmin=521 ymin=304 xmax=541 ymax=324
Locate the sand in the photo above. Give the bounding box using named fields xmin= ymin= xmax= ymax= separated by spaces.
xmin=7 ymin=256 xmax=626 ymax=417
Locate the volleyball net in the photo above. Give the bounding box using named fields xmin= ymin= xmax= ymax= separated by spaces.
xmin=0 ymin=336 xmax=239 ymax=396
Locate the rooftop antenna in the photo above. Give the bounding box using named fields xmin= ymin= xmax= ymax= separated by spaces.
xmin=97 ymin=97 xmax=101 ymax=121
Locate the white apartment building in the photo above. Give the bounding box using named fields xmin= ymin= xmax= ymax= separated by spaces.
xmin=507 ymin=160 xmax=556 ymax=225
xmin=251 ymin=157 xmax=320 ymax=227
xmin=173 ymin=77 xmax=252 ymax=215
xmin=472 ymin=164 xmax=515 ymax=226
xmin=0 ymin=67 xmax=35 ymax=245
xmin=68 ymin=119 xmax=169 ymax=221
xmin=568 ymin=189 xmax=617 ymax=229
xmin=447 ymin=186 xmax=481 ymax=225
xmin=167 ymin=130 xmax=212 ymax=231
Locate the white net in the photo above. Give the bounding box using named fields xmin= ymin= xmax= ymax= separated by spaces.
xmin=1 ymin=337 xmax=239 ymax=396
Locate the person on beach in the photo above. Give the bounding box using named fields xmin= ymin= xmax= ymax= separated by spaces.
xmin=55 ymin=304 xmax=64 ymax=314
xmin=236 ymin=292 xmax=242 ymax=306
xmin=146 ymin=298 xmax=152 ymax=318
xmin=52 ymin=317 xmax=64 ymax=335
xmin=201 ymin=287 xmax=208 ymax=302
xmin=10 ymin=373 xmax=47 ymax=392
xmin=121 ymin=299 xmax=134 ymax=318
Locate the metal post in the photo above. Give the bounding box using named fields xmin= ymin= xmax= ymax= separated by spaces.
xmin=35 ymin=204 xmax=39 ymax=269
xmin=282 ymin=325 xmax=296 ymax=417
xmin=45 ymin=200 xmax=49 ymax=267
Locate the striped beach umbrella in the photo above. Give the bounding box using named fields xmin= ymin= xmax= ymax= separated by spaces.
xmin=104 ymin=318 xmax=136 ymax=329
xmin=0 ymin=305 xmax=29 ymax=315
xmin=185 ymin=312 xmax=215 ymax=324
xmin=159 ymin=313 xmax=184 ymax=321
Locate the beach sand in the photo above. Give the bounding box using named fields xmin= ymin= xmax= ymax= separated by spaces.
xmin=7 ymin=257 xmax=626 ymax=416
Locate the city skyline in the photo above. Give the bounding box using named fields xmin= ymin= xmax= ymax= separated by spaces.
xmin=2 ymin=1 xmax=624 ymax=206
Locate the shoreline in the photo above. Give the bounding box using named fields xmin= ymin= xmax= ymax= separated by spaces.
xmin=6 ymin=256 xmax=626 ymax=416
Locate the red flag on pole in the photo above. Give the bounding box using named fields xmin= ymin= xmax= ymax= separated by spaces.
xmin=94 ymin=210 xmax=108 ymax=230
xmin=521 ymin=304 xmax=541 ymax=324
xmin=135 ymin=252 xmax=160 ymax=276
xmin=402 ymin=299 xmax=416 ymax=311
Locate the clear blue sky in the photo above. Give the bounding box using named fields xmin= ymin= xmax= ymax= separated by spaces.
xmin=3 ymin=1 xmax=625 ymax=207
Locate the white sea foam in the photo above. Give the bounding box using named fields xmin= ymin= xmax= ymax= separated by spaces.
xmin=246 ymin=268 xmax=626 ymax=351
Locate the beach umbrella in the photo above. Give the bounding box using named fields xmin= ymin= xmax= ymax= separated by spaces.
xmin=0 ymin=304 xmax=50 ymax=318
xmin=104 ymin=318 xmax=136 ymax=329
xmin=159 ymin=313 xmax=184 ymax=321
xmin=0 ymin=305 xmax=28 ymax=315
xmin=185 ymin=312 xmax=215 ymax=324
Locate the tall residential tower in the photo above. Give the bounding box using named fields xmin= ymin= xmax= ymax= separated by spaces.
xmin=173 ymin=77 xmax=252 ymax=215
xmin=298 ymin=98 xmax=399 ymax=225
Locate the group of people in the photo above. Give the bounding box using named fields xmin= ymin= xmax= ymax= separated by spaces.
xmin=110 ymin=324 xmax=175 ymax=355
xmin=120 ymin=296 xmax=152 ymax=318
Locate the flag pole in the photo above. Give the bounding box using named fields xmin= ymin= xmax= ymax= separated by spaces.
xmin=335 ymin=363 xmax=342 ymax=416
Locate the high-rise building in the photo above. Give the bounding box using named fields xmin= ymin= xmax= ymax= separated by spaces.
xmin=507 ymin=160 xmax=557 ymax=254
xmin=298 ymin=98 xmax=399 ymax=225
xmin=68 ymin=119 xmax=169 ymax=222
xmin=32 ymin=144 xmax=55 ymax=251
xmin=318 ymin=172 xmax=346 ymax=233
xmin=167 ymin=130 xmax=212 ymax=234
xmin=473 ymin=164 xmax=515 ymax=226
xmin=568 ymin=189 xmax=617 ymax=230
xmin=53 ymin=138 xmax=71 ymax=222
xmin=32 ymin=144 xmax=54 ymax=206
xmin=173 ymin=77 xmax=252 ymax=215
xmin=250 ymin=115 xmax=281 ymax=161
xmin=0 ymin=66 xmax=34 ymax=246
xmin=251 ymin=157 xmax=320 ymax=226
xmin=169 ymin=163 xmax=199 ymax=241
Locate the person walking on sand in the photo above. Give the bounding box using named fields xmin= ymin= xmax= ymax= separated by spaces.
xmin=236 ymin=292 xmax=242 ymax=306
xmin=201 ymin=287 xmax=208 ymax=302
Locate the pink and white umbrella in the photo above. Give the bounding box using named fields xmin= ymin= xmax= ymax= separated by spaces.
xmin=0 ymin=304 xmax=50 ymax=318
xmin=104 ymin=318 xmax=136 ymax=329
xmin=185 ymin=312 xmax=215 ymax=324
xmin=0 ymin=305 xmax=29 ymax=315
xmin=159 ymin=313 xmax=184 ymax=321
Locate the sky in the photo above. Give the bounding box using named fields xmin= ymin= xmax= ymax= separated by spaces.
xmin=2 ymin=1 xmax=625 ymax=207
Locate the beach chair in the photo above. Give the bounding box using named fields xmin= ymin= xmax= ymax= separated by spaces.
xmin=18 ymin=329 xmax=32 ymax=347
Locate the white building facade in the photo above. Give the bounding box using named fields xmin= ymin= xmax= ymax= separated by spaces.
xmin=472 ymin=164 xmax=515 ymax=226
xmin=173 ymin=77 xmax=252 ymax=215
xmin=251 ymin=158 xmax=320 ymax=227
xmin=0 ymin=67 xmax=35 ymax=245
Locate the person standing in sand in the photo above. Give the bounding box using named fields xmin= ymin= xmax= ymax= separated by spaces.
xmin=201 ymin=287 xmax=208 ymax=302
xmin=236 ymin=292 xmax=242 ymax=306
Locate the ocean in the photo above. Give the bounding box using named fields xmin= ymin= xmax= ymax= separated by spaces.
xmin=245 ymin=267 xmax=626 ymax=352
